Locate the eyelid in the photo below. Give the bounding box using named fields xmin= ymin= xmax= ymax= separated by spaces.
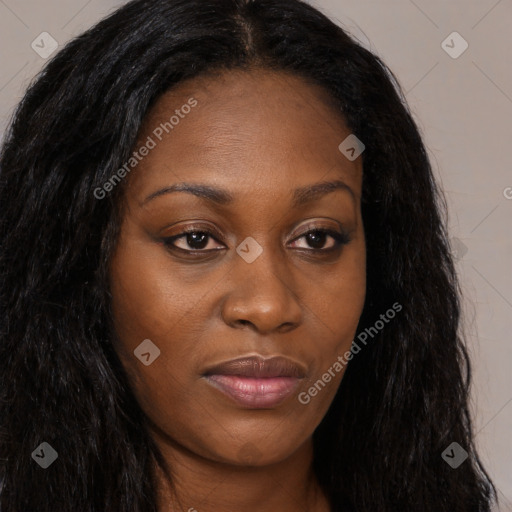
xmin=163 ymin=219 xmax=346 ymax=242
xmin=162 ymin=222 xmax=224 ymax=241
xmin=291 ymin=220 xmax=344 ymax=237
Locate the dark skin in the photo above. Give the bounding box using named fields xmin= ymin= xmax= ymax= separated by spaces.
xmin=109 ymin=68 xmax=366 ymax=512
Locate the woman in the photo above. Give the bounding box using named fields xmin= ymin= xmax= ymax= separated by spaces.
xmin=0 ymin=0 xmax=496 ymax=510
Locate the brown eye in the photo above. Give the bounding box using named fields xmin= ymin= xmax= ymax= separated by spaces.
xmin=163 ymin=228 xmax=225 ymax=253
xmin=290 ymin=228 xmax=350 ymax=251
xmin=175 ymin=231 xmax=212 ymax=250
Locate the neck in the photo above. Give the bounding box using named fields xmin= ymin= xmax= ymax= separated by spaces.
xmin=151 ymin=431 xmax=330 ymax=512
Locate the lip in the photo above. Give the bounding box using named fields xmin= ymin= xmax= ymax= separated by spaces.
xmin=202 ymin=355 xmax=306 ymax=409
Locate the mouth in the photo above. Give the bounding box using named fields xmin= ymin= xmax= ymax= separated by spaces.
xmin=201 ymin=355 xmax=306 ymax=409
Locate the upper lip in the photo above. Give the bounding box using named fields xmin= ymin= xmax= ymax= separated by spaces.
xmin=202 ymin=355 xmax=307 ymax=378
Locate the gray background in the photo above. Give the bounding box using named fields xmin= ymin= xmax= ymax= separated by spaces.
xmin=0 ymin=0 xmax=510 ymax=509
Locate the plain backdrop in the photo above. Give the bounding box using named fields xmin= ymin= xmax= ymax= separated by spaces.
xmin=0 ymin=0 xmax=510 ymax=509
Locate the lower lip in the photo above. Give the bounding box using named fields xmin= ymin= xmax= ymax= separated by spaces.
xmin=203 ymin=375 xmax=301 ymax=408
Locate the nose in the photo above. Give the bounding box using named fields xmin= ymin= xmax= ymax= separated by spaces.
xmin=220 ymin=244 xmax=303 ymax=334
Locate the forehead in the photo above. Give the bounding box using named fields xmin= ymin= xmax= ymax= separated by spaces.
xmin=126 ymin=68 xmax=362 ymax=204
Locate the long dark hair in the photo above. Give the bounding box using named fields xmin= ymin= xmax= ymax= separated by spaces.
xmin=0 ymin=0 xmax=496 ymax=510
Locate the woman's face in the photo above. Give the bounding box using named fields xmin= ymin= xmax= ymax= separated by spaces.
xmin=109 ymin=68 xmax=366 ymax=466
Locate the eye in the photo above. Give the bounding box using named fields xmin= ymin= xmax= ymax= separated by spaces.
xmin=163 ymin=226 xmax=224 ymax=253
xmin=289 ymin=228 xmax=351 ymax=252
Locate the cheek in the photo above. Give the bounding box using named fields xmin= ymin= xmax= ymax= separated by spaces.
xmin=108 ymin=234 xmax=207 ymax=354
xmin=297 ymin=239 xmax=366 ymax=405
xmin=303 ymin=234 xmax=366 ymax=342
xmin=107 ymin=234 xmax=198 ymax=411
xmin=108 ymin=245 xmax=213 ymax=453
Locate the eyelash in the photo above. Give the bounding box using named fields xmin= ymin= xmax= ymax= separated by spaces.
xmin=162 ymin=225 xmax=351 ymax=256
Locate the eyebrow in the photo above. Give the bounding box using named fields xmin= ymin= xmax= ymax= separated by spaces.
xmin=141 ymin=178 xmax=355 ymax=208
